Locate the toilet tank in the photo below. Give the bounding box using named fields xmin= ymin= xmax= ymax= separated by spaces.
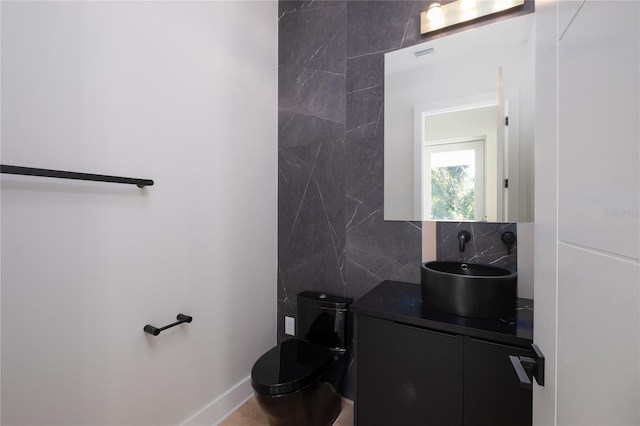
xmin=297 ymin=291 xmax=352 ymax=351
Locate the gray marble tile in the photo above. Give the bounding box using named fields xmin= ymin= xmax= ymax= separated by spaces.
xmin=346 ymin=53 xmax=383 ymax=94
xmin=279 ymin=65 xmax=315 ymax=110
xmin=436 ymin=222 xmax=518 ymax=272
xmin=280 ymin=1 xmax=337 ymax=14
xmin=279 ymin=1 xmax=346 ymax=74
xmin=279 ymin=110 xmax=345 ymax=149
xmin=345 ymin=200 xmax=422 ymax=298
xmin=345 ymin=133 xmax=383 ymax=208
xmin=346 ymin=1 xmax=417 ymax=59
xmin=279 ymin=65 xmax=346 ymax=124
xmin=279 ymin=144 xmax=319 ymax=250
xmin=400 ymin=1 xmax=431 ymax=47
xmin=346 ymin=84 xmax=383 ymax=133
xmin=279 ymin=142 xmax=346 ymax=280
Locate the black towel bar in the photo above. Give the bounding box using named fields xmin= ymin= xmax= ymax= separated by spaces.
xmin=144 ymin=314 xmax=192 ymax=336
xmin=1 ymin=164 xmax=153 ymax=188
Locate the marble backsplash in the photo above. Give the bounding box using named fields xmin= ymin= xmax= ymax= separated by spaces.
xmin=436 ymin=222 xmax=518 ymax=272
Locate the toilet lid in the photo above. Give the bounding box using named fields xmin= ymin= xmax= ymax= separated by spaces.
xmin=251 ymin=338 xmax=335 ymax=396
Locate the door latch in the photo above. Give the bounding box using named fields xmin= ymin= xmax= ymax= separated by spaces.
xmin=509 ymin=344 xmax=545 ymax=389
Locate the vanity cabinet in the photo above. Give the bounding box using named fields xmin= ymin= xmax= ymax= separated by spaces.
xmin=352 ymin=281 xmax=534 ymax=426
xmin=464 ymin=337 xmax=532 ymax=426
xmin=357 ymin=315 xmax=463 ymax=426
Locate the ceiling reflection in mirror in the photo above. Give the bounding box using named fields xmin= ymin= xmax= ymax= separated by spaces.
xmin=384 ymin=14 xmax=535 ymax=222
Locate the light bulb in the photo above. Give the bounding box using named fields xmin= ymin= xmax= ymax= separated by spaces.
xmin=426 ymin=3 xmax=444 ymax=21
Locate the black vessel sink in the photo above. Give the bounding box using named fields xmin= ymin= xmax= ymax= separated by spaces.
xmin=421 ymin=261 xmax=517 ymax=319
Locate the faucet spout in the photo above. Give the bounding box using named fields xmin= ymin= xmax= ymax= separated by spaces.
xmin=458 ymin=230 xmax=471 ymax=252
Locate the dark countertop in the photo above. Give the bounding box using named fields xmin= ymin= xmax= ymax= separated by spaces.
xmin=351 ymin=280 xmax=533 ymax=348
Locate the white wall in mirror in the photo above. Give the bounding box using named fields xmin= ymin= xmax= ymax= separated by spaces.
xmin=384 ymin=13 xmax=535 ymax=222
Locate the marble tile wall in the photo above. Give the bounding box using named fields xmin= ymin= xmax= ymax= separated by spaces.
xmin=278 ymin=1 xmax=347 ymax=339
xmin=436 ymin=222 xmax=518 ymax=272
xmin=277 ymin=0 xmax=534 ymax=399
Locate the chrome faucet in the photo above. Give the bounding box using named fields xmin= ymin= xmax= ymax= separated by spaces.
xmin=457 ymin=230 xmax=471 ymax=252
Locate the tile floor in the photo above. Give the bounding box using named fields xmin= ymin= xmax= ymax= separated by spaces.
xmin=220 ymin=397 xmax=354 ymax=426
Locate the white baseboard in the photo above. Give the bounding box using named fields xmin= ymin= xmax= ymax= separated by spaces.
xmin=180 ymin=376 xmax=253 ymax=426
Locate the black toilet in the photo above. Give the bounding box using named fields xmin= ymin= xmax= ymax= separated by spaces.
xmin=250 ymin=291 xmax=352 ymax=426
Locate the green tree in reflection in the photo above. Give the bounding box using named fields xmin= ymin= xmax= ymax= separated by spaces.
xmin=431 ymin=165 xmax=474 ymax=220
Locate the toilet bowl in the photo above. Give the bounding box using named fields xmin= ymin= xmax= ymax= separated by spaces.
xmin=250 ymin=292 xmax=352 ymax=426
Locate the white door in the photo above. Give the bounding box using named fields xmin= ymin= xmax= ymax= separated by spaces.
xmin=534 ymin=1 xmax=640 ymax=425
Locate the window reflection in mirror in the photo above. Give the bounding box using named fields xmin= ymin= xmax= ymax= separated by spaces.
xmin=426 ymin=139 xmax=484 ymax=221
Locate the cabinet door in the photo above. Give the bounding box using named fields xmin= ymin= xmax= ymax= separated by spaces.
xmin=463 ymin=337 xmax=532 ymax=426
xmin=357 ymin=315 xmax=463 ymax=426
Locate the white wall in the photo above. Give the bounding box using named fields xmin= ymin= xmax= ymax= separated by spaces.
xmin=534 ymin=1 xmax=640 ymax=425
xmin=0 ymin=2 xmax=278 ymax=425
xmin=556 ymin=1 xmax=639 ymax=424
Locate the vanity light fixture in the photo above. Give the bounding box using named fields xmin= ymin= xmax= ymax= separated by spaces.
xmin=459 ymin=0 xmax=476 ymax=12
xmin=420 ymin=0 xmax=525 ymax=35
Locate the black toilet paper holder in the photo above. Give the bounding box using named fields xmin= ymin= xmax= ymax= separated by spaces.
xmin=144 ymin=314 xmax=192 ymax=336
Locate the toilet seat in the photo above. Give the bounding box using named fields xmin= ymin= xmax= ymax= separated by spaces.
xmin=251 ymin=338 xmax=335 ymax=396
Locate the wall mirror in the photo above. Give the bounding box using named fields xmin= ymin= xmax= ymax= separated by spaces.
xmin=384 ymin=13 xmax=534 ymax=222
